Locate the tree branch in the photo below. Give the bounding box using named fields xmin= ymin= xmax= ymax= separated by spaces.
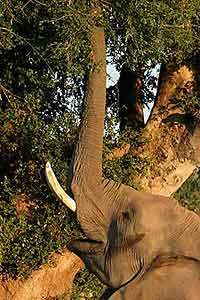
xmin=134 ymin=62 xmax=200 ymax=196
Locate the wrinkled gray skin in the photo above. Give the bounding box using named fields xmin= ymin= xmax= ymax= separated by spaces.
xmin=109 ymin=256 xmax=200 ymax=300
xmin=48 ymin=18 xmax=200 ymax=298
xmin=71 ymin=183 xmax=200 ymax=289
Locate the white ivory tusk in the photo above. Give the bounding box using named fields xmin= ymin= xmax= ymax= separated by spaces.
xmin=45 ymin=161 xmax=76 ymax=212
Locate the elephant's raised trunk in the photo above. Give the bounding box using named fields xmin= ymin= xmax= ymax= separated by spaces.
xmin=71 ymin=10 xmax=106 ymax=189
xmin=69 ymin=7 xmax=108 ymax=239
xmin=46 ymin=7 xmax=108 ymax=239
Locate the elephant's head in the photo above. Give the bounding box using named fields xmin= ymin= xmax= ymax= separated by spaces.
xmin=46 ymin=162 xmax=200 ymax=289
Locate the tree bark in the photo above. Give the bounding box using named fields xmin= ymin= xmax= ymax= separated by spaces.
xmin=133 ymin=62 xmax=200 ymax=196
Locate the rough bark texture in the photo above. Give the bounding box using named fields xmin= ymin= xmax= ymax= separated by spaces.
xmin=0 ymin=250 xmax=83 ymax=300
xmin=136 ymin=63 xmax=200 ymax=196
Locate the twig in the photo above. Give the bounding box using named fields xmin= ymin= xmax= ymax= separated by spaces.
xmin=0 ymin=84 xmax=23 ymax=100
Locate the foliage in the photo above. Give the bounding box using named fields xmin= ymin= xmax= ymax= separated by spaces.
xmin=108 ymin=0 xmax=200 ymax=69
xmin=175 ymin=171 xmax=200 ymax=212
xmin=103 ymin=128 xmax=150 ymax=188
xmin=0 ymin=192 xmax=79 ymax=277
xmin=176 ymin=89 xmax=200 ymax=121
xmin=0 ymin=107 xmax=81 ymax=277
xmin=71 ymin=268 xmax=105 ymax=300
xmin=0 ymin=0 xmax=88 ymax=278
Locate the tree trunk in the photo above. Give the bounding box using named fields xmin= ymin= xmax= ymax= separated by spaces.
xmin=107 ymin=60 xmax=200 ymax=197
xmin=130 ymin=62 xmax=199 ymax=196
xmin=118 ymin=65 xmax=144 ymax=131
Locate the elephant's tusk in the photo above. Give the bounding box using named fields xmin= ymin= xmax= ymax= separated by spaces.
xmin=45 ymin=161 xmax=76 ymax=212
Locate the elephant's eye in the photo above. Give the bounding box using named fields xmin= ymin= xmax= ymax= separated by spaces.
xmin=121 ymin=210 xmax=131 ymax=222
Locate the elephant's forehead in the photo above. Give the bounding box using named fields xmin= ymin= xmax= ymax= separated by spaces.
xmin=125 ymin=187 xmax=179 ymax=231
xmin=126 ymin=187 xmax=176 ymax=214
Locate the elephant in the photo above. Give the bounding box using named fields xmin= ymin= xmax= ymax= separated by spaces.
xmin=45 ymin=9 xmax=200 ymax=299
xmin=46 ymin=162 xmax=200 ymax=290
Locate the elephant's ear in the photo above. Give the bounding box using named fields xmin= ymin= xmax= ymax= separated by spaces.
xmin=104 ymin=208 xmax=146 ymax=288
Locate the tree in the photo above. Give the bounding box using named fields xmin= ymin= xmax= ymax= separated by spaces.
xmin=0 ymin=0 xmax=200 ymax=299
